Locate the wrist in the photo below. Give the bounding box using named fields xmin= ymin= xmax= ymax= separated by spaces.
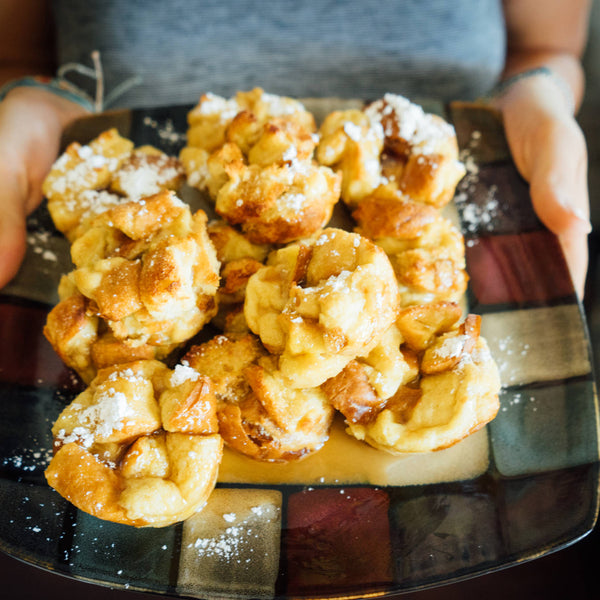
xmin=488 ymin=66 xmax=576 ymax=115
xmin=1 ymin=85 xmax=90 ymax=142
xmin=0 ymin=75 xmax=95 ymax=113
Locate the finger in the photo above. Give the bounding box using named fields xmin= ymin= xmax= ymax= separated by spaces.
xmin=558 ymin=228 xmax=588 ymax=299
xmin=0 ymin=177 xmax=27 ymax=288
xmin=528 ymin=116 xmax=591 ymax=236
xmin=526 ymin=117 xmax=590 ymax=297
xmin=0 ymin=89 xmax=87 ymax=289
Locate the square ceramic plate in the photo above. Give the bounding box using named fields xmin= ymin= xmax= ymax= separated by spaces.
xmin=0 ymin=99 xmax=598 ymax=599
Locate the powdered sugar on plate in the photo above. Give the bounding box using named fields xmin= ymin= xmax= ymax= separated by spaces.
xmin=454 ymin=130 xmax=503 ymax=237
xmin=143 ymin=116 xmax=187 ymax=145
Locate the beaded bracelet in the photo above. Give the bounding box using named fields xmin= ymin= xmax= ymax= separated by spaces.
xmin=0 ymin=75 xmax=95 ymax=112
xmin=489 ymin=66 xmax=576 ymax=114
xmin=0 ymin=51 xmax=142 ymax=113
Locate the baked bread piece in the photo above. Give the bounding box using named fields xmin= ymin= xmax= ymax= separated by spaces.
xmin=181 ymin=89 xmax=317 ymax=197
xmin=214 ymin=160 xmax=341 ymax=245
xmin=207 ymin=219 xmax=272 ymax=264
xmin=316 ymin=93 xmax=465 ymax=209
xmin=43 ymin=286 xmax=100 ymax=383
xmin=39 ymin=91 xmax=502 ymax=527
xmin=44 ymin=190 xmax=220 ymax=382
xmin=45 ymin=360 xmax=223 ymax=527
xmin=109 ymin=145 xmax=184 ymax=199
xmin=353 ymin=187 xmax=468 ymax=306
xmin=244 ymin=228 xmax=400 ymax=388
xmin=181 ymin=142 xmax=245 ymax=199
xmin=324 ymin=307 xmax=500 ymax=453
xmin=43 ymin=274 xmax=181 ymax=383
xmin=206 ymin=220 xmax=271 ymax=333
xmin=321 ymin=323 xmax=419 ymax=424
xmin=43 ymin=129 xmax=184 ymax=240
xmin=181 ymin=88 xmax=341 ymax=245
xmin=43 ymin=128 xmax=133 ymax=239
xmin=183 ymin=334 xmax=334 ymax=462
xmin=185 ymin=88 xmax=316 ymax=153
xmin=316 ymin=108 xmax=385 ymax=207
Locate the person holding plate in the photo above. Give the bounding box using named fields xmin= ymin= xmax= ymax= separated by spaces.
xmin=0 ymin=0 xmax=591 ymax=296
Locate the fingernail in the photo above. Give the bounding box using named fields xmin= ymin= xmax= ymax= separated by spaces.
xmin=570 ymin=209 xmax=592 ymax=234
xmin=555 ymin=195 xmax=592 ymax=233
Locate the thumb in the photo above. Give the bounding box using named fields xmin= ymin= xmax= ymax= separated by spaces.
xmin=526 ymin=116 xmax=590 ymax=298
xmin=527 ymin=115 xmax=591 ymax=237
xmin=0 ymin=175 xmax=28 ymax=288
xmin=557 ymin=228 xmax=589 ymax=299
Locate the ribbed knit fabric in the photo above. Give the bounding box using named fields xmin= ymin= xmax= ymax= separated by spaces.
xmin=52 ymin=0 xmax=505 ymax=109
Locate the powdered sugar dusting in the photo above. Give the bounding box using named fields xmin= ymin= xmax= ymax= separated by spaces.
xmin=48 ymin=145 xmax=119 ymax=196
xmin=171 ymin=364 xmax=200 ymax=386
xmin=2 ymin=445 xmax=53 ymax=474
xmin=500 ymin=391 xmax=538 ymax=413
xmin=260 ymin=92 xmax=306 ymax=117
xmin=365 ymin=93 xmax=455 ymax=154
xmin=142 ymin=116 xmax=187 ymax=144
xmin=280 ymin=192 xmax=306 ymax=212
xmin=56 ymin=389 xmax=134 ymax=447
xmin=343 ymin=121 xmax=362 ymax=142
xmin=27 ymin=230 xmax=60 ymax=263
xmin=433 ymin=334 xmax=470 ymax=360
xmin=187 ymin=504 xmax=278 ymax=563
xmin=65 ymin=189 xmax=125 ymax=222
xmin=455 ymin=130 xmax=503 ymax=236
xmin=195 ymin=93 xmax=241 ymax=122
xmin=115 ymin=157 xmax=181 ymax=199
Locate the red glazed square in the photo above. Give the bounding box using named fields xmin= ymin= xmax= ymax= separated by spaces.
xmin=285 ymin=487 xmax=393 ymax=595
xmin=0 ymin=302 xmax=77 ymax=388
xmin=466 ymin=231 xmax=574 ymax=306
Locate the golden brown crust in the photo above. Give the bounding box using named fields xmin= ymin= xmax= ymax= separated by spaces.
xmin=89 ymin=333 xmax=164 ymax=371
xmin=373 ymin=214 xmax=468 ymax=306
xmin=182 ymin=88 xmax=339 ymax=245
xmin=43 ymin=293 xmax=99 ymax=383
xmin=215 ymin=162 xmax=341 ymax=245
xmin=396 ymin=301 xmax=463 ymax=351
xmin=185 ymin=334 xmax=334 ymax=462
xmin=322 ymin=360 xmax=385 ymax=425
xmin=352 ymin=188 xmax=438 ymax=240
xmin=46 ymin=443 xmax=138 ymax=525
xmin=207 ymin=220 xmax=271 ymax=264
xmin=186 ymin=88 xmax=316 ymax=153
xmin=420 ymin=314 xmax=481 ymax=375
xmin=44 ymin=190 xmax=221 ymax=381
xmin=205 ymin=221 xmax=272 ymax=334
xmin=43 ymin=131 xmax=186 ymax=241
xmin=385 ymin=386 xmax=423 ymax=425
xmin=183 ymin=333 xmax=267 ymax=403
xmin=41 ymin=92 xmax=502 ymax=527
xmin=220 ymin=258 xmax=264 ymax=299
xmin=45 ymin=360 xmax=223 ymax=527
xmin=316 ymin=109 xmax=384 ymax=207
xmin=316 ymin=95 xmax=466 ymax=210
xmin=343 ymin=325 xmax=500 ymax=453
xmin=86 ymin=257 xmax=144 ymax=321
xmin=244 ymin=228 xmax=401 ymax=388
xmin=159 ymin=375 xmax=219 ymax=434
xmin=364 ymin=96 xmax=466 ymax=208
xmin=247 ymin=117 xmax=317 ymax=165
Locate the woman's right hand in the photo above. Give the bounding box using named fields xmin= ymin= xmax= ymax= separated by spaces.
xmin=0 ymin=86 xmax=88 ymax=288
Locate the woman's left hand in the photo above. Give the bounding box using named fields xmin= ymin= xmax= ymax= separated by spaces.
xmin=492 ymin=71 xmax=591 ymax=298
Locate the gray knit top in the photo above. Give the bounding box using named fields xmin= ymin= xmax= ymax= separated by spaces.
xmin=52 ymin=0 xmax=505 ymax=109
